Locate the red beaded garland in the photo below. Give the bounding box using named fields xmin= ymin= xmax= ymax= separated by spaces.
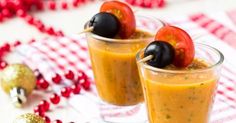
xmin=0 ymin=39 xmax=92 ymax=123
xmin=0 ymin=0 xmax=94 ymax=122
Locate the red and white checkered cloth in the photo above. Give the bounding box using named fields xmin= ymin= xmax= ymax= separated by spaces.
xmin=8 ymin=10 xmax=236 ymax=122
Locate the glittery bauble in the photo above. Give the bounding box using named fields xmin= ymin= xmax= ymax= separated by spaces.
xmin=13 ymin=113 xmax=45 ymax=123
xmin=0 ymin=64 xmax=36 ymax=95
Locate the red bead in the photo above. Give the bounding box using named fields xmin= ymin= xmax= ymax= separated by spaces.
xmin=38 ymin=79 xmax=49 ymax=89
xmin=35 ymin=111 xmax=45 ymax=117
xmin=52 ymin=73 xmax=61 ymax=84
xmin=39 ymin=100 xmax=50 ymax=111
xmin=0 ymin=61 xmax=8 ymax=69
xmin=34 ymin=69 xmax=42 ymax=79
xmin=71 ymin=84 xmax=81 ymax=94
xmin=2 ymin=9 xmax=12 ymax=18
xmin=0 ymin=49 xmax=3 ymax=57
xmin=29 ymin=39 xmax=36 ymax=43
xmin=43 ymin=116 xmax=51 ymax=123
xmin=144 ymin=1 xmax=152 ymax=8
xmin=72 ymin=0 xmax=80 ymax=7
xmin=34 ymin=105 xmax=45 ymax=113
xmin=48 ymin=1 xmax=56 ymax=10
xmin=2 ymin=43 xmax=10 ymax=52
xmin=61 ymin=87 xmax=71 ymax=98
xmin=61 ymin=2 xmax=68 ymax=9
xmin=77 ymin=71 xmax=87 ymax=82
xmin=56 ymin=30 xmax=64 ymax=37
xmin=81 ymin=81 xmax=91 ymax=90
xmin=135 ymin=0 xmax=145 ymax=7
xmin=25 ymin=15 xmax=35 ymax=25
xmin=0 ymin=13 xmax=4 ymax=22
xmin=34 ymin=20 xmax=44 ymax=27
xmin=157 ymin=0 xmax=166 ymax=8
xmin=65 ymin=70 xmax=74 ymax=80
xmin=125 ymin=0 xmax=136 ymax=5
xmin=46 ymin=27 xmax=55 ymax=35
xmin=16 ymin=9 xmax=26 ymax=17
xmin=13 ymin=40 xmax=21 ymax=47
xmin=36 ymin=1 xmax=44 ymax=10
xmin=53 ymin=119 xmax=62 ymax=123
xmin=50 ymin=93 xmax=60 ymax=104
xmin=0 ymin=1 xmax=8 ymax=9
xmin=37 ymin=23 xmax=45 ymax=32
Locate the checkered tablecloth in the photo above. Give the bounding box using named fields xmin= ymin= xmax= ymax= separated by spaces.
xmin=7 ymin=10 xmax=236 ymax=123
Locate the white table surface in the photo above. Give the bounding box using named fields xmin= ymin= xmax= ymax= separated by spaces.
xmin=0 ymin=0 xmax=236 ymax=122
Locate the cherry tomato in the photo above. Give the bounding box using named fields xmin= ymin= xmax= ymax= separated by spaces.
xmin=155 ymin=26 xmax=194 ymax=67
xmin=100 ymin=1 xmax=136 ymax=38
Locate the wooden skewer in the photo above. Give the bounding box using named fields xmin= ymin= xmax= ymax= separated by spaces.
xmin=138 ymin=55 xmax=153 ymax=63
xmin=79 ymin=27 xmax=94 ymax=34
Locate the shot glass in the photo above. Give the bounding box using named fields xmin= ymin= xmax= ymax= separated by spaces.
xmin=136 ymin=43 xmax=224 ymax=123
xmin=86 ymin=16 xmax=164 ymax=122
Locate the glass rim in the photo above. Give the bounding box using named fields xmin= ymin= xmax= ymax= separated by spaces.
xmin=86 ymin=15 xmax=165 ymax=44
xmin=136 ymin=42 xmax=224 ymax=74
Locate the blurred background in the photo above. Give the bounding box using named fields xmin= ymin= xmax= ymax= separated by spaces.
xmin=0 ymin=0 xmax=235 ymax=43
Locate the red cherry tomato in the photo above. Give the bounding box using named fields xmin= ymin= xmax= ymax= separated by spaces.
xmin=100 ymin=1 xmax=136 ymax=39
xmin=155 ymin=26 xmax=194 ymax=67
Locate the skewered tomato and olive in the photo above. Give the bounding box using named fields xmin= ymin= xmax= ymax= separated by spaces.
xmin=85 ymin=1 xmax=194 ymax=68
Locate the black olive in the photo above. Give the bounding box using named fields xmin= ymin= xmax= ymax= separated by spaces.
xmin=88 ymin=12 xmax=120 ymax=38
xmin=144 ymin=41 xmax=175 ymax=68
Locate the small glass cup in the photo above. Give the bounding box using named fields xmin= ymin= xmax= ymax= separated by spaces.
xmin=136 ymin=43 xmax=224 ymax=123
xmin=86 ymin=16 xmax=164 ymax=122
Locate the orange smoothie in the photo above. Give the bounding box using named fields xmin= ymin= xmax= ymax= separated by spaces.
xmin=140 ymin=59 xmax=218 ymax=123
xmin=87 ymin=30 xmax=153 ymax=106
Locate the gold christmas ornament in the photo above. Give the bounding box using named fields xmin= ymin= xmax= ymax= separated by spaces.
xmin=0 ymin=64 xmax=36 ymax=108
xmin=13 ymin=113 xmax=45 ymax=123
